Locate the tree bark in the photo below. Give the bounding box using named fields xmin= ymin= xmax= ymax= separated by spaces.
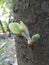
xmin=13 ymin=0 xmax=49 ymax=65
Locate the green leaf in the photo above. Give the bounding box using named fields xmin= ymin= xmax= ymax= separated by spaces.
xmin=0 ymin=48 xmax=3 ymax=54
xmin=0 ymin=0 xmax=3 ymax=6
xmin=20 ymin=21 xmax=29 ymax=32
xmin=9 ymin=23 xmax=22 ymax=34
xmin=32 ymin=34 xmax=40 ymax=41
xmin=2 ymin=21 xmax=8 ymax=32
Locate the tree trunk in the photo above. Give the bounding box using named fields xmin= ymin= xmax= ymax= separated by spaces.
xmin=13 ymin=0 xmax=49 ymax=65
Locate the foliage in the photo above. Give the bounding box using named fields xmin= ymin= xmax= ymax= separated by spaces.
xmin=2 ymin=21 xmax=8 ymax=32
xmin=31 ymin=34 xmax=40 ymax=41
xmin=0 ymin=48 xmax=3 ymax=54
xmin=0 ymin=0 xmax=3 ymax=6
xmin=0 ymin=0 xmax=15 ymax=65
xmin=9 ymin=21 xmax=29 ymax=34
xmin=9 ymin=21 xmax=40 ymax=45
xmin=9 ymin=22 xmax=22 ymax=34
xmin=20 ymin=21 xmax=29 ymax=33
xmin=0 ymin=0 xmax=13 ymax=33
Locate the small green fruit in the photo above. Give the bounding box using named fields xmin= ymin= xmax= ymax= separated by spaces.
xmin=9 ymin=23 xmax=22 ymax=34
xmin=32 ymin=34 xmax=40 ymax=41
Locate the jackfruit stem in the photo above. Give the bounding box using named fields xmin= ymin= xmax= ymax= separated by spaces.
xmin=21 ymin=32 xmax=31 ymax=44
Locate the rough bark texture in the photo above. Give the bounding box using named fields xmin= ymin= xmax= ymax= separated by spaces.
xmin=13 ymin=0 xmax=49 ymax=65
